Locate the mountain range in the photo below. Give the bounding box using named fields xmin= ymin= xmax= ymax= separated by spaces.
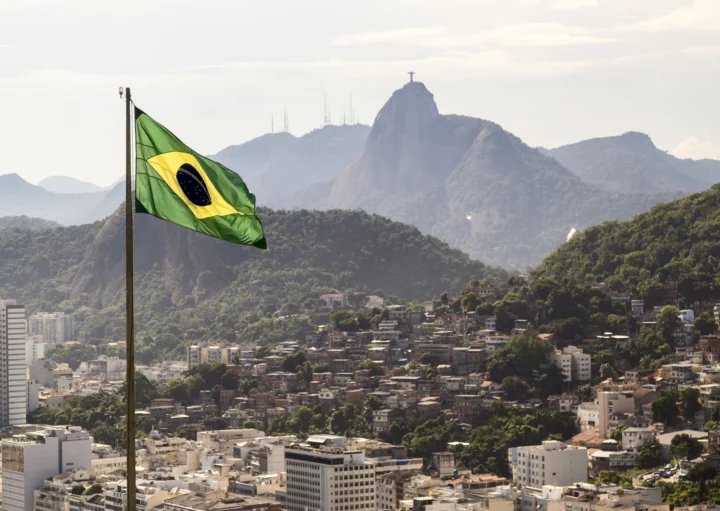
xmin=544 ymin=132 xmax=720 ymax=194
xmin=0 ymin=174 xmax=124 ymax=225
xmin=210 ymin=124 xmax=369 ymax=208
xmin=4 ymin=81 xmax=718 ymax=268
xmin=37 ymin=175 xmax=114 ymax=194
xmin=326 ymin=82 xmax=680 ymax=268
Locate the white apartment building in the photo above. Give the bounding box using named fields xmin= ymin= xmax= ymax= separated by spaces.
xmin=596 ymin=390 xmax=635 ymax=438
xmin=508 ymin=440 xmax=588 ymax=488
xmin=285 ymin=435 xmax=376 ymax=511
xmin=186 ymin=344 xmax=240 ymax=370
xmin=0 ymin=299 xmax=28 ymax=428
xmin=549 ymin=346 xmax=591 ymax=383
xmin=484 ymin=335 xmax=510 ymax=352
xmin=577 ymin=402 xmax=599 ymax=432
xmin=27 ymin=379 xmax=40 ymax=413
xmin=622 ymin=427 xmax=655 ymax=452
xmin=28 ymin=312 xmax=75 ymax=344
xmin=24 ymin=336 xmax=47 ymax=366
xmin=2 ymin=425 xmax=91 ymax=511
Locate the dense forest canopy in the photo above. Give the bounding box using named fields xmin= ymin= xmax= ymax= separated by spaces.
xmin=0 ymin=209 xmax=505 ymax=361
xmin=535 ymin=184 xmax=720 ymax=308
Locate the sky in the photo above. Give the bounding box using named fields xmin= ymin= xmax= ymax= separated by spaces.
xmin=1 ymin=0 xmax=719 ymax=186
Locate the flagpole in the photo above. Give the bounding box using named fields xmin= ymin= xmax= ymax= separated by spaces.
xmin=123 ymin=86 xmax=137 ymax=511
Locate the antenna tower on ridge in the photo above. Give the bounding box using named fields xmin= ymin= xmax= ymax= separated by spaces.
xmin=323 ymin=94 xmax=332 ymax=127
xmin=349 ymin=94 xmax=355 ymax=125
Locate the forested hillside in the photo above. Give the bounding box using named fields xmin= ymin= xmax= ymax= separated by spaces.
xmin=0 ymin=216 xmax=60 ymax=230
xmin=534 ymin=184 xmax=720 ymax=308
xmin=0 ymin=208 xmax=504 ymax=361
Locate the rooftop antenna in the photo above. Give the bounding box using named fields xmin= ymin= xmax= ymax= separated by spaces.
xmin=342 ymin=107 xmax=346 ymax=126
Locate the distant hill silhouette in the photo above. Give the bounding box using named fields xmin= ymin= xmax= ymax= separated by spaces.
xmin=0 ymin=174 xmax=119 ymax=225
xmin=545 ymin=132 xmax=720 ymax=194
xmin=37 ymin=175 xmax=106 ymax=194
xmin=211 ymin=124 xmax=370 ymax=208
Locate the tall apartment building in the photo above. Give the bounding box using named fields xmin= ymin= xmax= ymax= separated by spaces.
xmin=596 ymin=390 xmax=635 ymax=438
xmin=508 ymin=440 xmax=588 ymax=488
xmin=2 ymin=425 xmax=92 ymax=511
xmin=28 ymin=312 xmax=75 ymax=344
xmin=285 ymin=435 xmax=376 ymax=511
xmin=549 ymin=346 xmax=591 ymax=383
xmin=0 ymin=299 xmax=28 ymax=428
xmin=186 ymin=343 xmax=240 ymax=370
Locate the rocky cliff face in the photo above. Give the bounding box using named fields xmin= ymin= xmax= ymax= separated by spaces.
xmin=329 ymin=82 xmax=681 ymax=268
xmin=330 ymin=82 xmax=485 ymax=208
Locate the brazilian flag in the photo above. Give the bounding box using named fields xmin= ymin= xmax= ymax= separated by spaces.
xmin=135 ymin=107 xmax=266 ymax=249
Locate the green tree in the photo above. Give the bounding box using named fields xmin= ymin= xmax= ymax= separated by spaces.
xmin=501 ymin=376 xmax=530 ymax=401
xmin=330 ymin=310 xmax=359 ymax=332
xmin=652 ymin=390 xmax=680 ymax=425
xmin=686 ymin=462 xmax=717 ymax=482
xmin=681 ymin=388 xmax=703 ymax=422
xmin=281 ymin=352 xmax=308 ymax=373
xmin=695 ymin=312 xmax=718 ymax=336
xmin=636 ymin=443 xmax=662 ymax=469
xmin=656 ymin=306 xmax=682 ymax=344
xmin=356 ymin=360 xmax=385 ymax=376
xmin=287 ymin=406 xmax=314 ymax=434
xmin=599 ymin=363 xmax=618 ymax=381
xmin=671 ymin=433 xmax=704 ymax=460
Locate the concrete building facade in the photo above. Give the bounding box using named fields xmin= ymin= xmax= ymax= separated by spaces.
xmin=285 ymin=435 xmax=376 ymax=511
xmin=1 ymin=425 xmax=91 ymax=511
xmin=0 ymin=299 xmax=28 ymax=428
xmin=509 ymin=441 xmax=588 ymax=488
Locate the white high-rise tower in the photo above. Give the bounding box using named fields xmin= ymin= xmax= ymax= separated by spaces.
xmin=0 ymin=299 xmax=28 ymax=428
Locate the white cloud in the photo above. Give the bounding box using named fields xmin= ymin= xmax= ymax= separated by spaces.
xmin=518 ymin=0 xmax=597 ymax=9
xmin=477 ymin=23 xmax=616 ymax=47
xmin=677 ymin=45 xmax=720 ymax=55
xmin=331 ymin=23 xmax=617 ymax=49
xmin=671 ymin=137 xmax=720 ymax=160
xmin=331 ymin=27 xmax=444 ymax=46
xmin=187 ymin=51 xmax=592 ymax=78
xmin=620 ymin=0 xmax=720 ymax=32
xmin=551 ymin=0 xmax=598 ymax=10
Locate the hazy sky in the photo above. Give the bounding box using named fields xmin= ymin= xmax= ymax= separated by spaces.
xmin=1 ymin=0 xmax=719 ymax=186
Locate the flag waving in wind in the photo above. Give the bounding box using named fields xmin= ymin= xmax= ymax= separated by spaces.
xmin=135 ymin=107 xmax=267 ymax=249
